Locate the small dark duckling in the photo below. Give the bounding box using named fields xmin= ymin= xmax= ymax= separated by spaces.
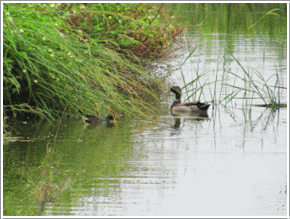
xmin=170 ymin=86 xmax=210 ymax=116
xmin=82 ymin=114 xmax=115 ymax=127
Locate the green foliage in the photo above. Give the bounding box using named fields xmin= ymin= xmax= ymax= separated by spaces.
xmin=3 ymin=3 xmax=183 ymax=123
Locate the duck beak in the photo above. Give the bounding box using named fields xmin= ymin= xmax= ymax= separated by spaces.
xmin=112 ymin=116 xmax=116 ymax=127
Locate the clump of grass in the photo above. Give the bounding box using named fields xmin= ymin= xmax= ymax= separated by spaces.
xmin=3 ymin=3 xmax=184 ymax=124
xmin=223 ymin=54 xmax=286 ymax=109
xmin=174 ymin=40 xmax=286 ymax=111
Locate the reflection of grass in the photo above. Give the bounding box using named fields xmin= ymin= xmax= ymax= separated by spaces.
xmin=3 ymin=104 xmax=140 ymax=216
xmin=4 ymin=118 xmax=136 ymax=216
xmin=167 ymin=3 xmax=287 ymax=36
xmin=3 ymin=143 xmax=74 ymax=216
xmin=3 ymin=111 xmax=75 ymax=216
xmin=33 ymin=145 xmax=74 ymax=215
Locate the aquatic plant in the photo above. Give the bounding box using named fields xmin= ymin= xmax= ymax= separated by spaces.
xmin=176 ymin=36 xmax=286 ymax=110
xmin=224 ymin=54 xmax=286 ymax=109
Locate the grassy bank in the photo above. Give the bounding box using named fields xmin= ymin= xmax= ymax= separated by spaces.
xmin=3 ymin=3 xmax=184 ymax=125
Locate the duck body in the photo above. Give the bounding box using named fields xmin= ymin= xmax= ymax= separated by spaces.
xmin=170 ymin=86 xmax=210 ymax=116
xmin=82 ymin=114 xmax=115 ymax=126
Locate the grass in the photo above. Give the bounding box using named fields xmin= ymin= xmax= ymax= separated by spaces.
xmin=4 ymin=3 xmax=287 ymax=127
xmin=176 ymin=39 xmax=286 ymax=111
xmin=3 ymin=3 xmax=185 ymax=126
xmin=219 ymin=54 xmax=287 ymax=109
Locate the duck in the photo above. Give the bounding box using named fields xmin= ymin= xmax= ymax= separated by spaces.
xmin=82 ymin=114 xmax=115 ymax=127
xmin=170 ymin=86 xmax=210 ymax=116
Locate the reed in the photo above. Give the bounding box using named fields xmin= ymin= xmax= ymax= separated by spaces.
xmin=178 ymin=42 xmax=286 ymax=110
xmin=225 ymin=54 xmax=286 ymax=108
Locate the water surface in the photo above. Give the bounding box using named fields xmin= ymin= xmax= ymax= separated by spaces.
xmin=54 ymin=33 xmax=287 ymax=216
xmin=4 ymin=33 xmax=287 ymax=216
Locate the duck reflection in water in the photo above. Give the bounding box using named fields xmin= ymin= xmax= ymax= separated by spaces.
xmin=173 ymin=118 xmax=181 ymax=129
xmin=171 ymin=116 xmax=209 ymax=131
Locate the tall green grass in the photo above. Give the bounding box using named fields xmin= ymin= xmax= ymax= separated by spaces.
xmin=3 ymin=3 xmax=184 ymax=123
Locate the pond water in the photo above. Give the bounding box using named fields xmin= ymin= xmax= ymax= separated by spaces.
xmin=4 ymin=33 xmax=288 ymax=216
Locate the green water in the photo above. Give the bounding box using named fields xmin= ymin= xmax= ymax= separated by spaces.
xmin=3 ymin=93 xmax=287 ymax=216
xmin=3 ymin=118 xmax=137 ymax=215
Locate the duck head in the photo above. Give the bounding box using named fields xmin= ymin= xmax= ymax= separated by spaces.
xmin=196 ymin=101 xmax=211 ymax=111
xmin=105 ymin=114 xmax=116 ymax=127
xmin=105 ymin=115 xmax=114 ymax=121
xmin=170 ymin=86 xmax=182 ymax=100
